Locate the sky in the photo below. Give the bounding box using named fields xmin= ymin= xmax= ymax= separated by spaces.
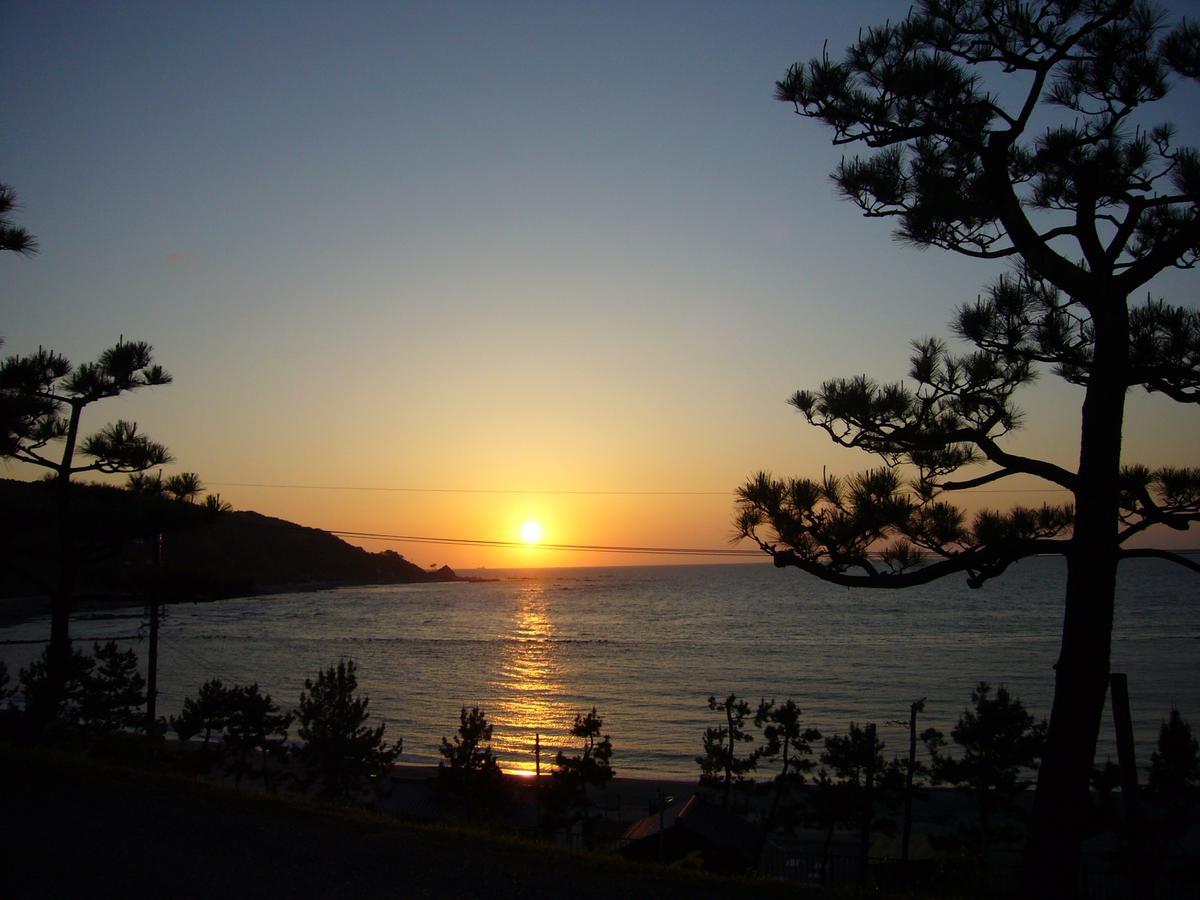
xmin=2 ymin=1 xmax=1198 ymax=569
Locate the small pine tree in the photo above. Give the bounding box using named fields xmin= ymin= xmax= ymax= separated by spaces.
xmin=223 ymin=683 xmax=292 ymax=789
xmin=19 ymin=645 xmax=94 ymax=725
xmin=1148 ymin=709 xmax=1200 ymax=838
xmin=293 ymin=660 xmax=401 ymax=800
xmin=697 ymin=693 xmax=762 ymax=808
xmin=554 ymin=707 xmax=614 ymax=810
xmin=0 ymin=660 xmax=13 ymax=705
xmin=756 ymin=697 xmax=821 ymax=825
xmin=437 ymin=706 xmax=504 ymax=813
xmin=440 ymin=705 xmax=500 ymax=775
xmin=78 ymin=641 xmax=145 ymax=735
xmin=1149 ymin=709 xmax=1200 ymax=796
xmin=822 ymin=721 xmax=901 ymax=885
xmin=925 ymin=682 xmax=1046 ymax=850
xmin=172 ymin=679 xmax=232 ymax=749
xmin=806 ymin=768 xmax=855 ymax=886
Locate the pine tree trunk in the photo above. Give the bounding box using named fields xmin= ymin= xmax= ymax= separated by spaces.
xmin=145 ymin=534 xmax=162 ymax=735
xmin=44 ymin=402 xmax=84 ymax=723
xmin=1024 ymin=301 xmax=1127 ymax=898
xmin=44 ymin=573 xmax=74 ymax=724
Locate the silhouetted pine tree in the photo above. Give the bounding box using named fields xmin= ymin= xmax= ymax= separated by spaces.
xmin=1147 ymin=708 xmax=1200 ymax=842
xmin=737 ymin=4 xmax=1200 ymax=891
xmin=0 ymin=182 xmax=36 ymax=255
xmin=821 ymin=722 xmax=902 ymax=886
xmin=924 ymin=682 xmax=1046 ymax=854
xmin=293 ymin=660 xmax=400 ymax=800
xmin=697 ymin=693 xmax=762 ymax=808
xmin=172 ymin=679 xmax=233 ymax=752
xmin=755 ymin=697 xmax=821 ymax=825
xmin=78 ymin=641 xmax=145 ymax=735
xmin=18 ymin=645 xmax=94 ymax=726
xmin=223 ymin=684 xmax=291 ymax=790
xmin=437 ymin=705 xmax=503 ymax=812
xmin=0 ymin=661 xmax=11 ymax=704
xmin=554 ymin=707 xmax=614 ymax=818
xmin=0 ymin=340 xmax=171 ymax=718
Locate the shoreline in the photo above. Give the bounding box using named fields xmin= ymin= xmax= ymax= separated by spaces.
xmin=0 ymin=577 xmax=473 ymax=630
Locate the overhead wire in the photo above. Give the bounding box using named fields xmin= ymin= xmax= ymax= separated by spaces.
xmin=207 ymin=480 xmax=1072 ymax=495
xmin=328 ymin=530 xmax=762 ymax=556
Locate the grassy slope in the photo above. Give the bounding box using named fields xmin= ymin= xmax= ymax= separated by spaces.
xmin=1 ymin=746 xmax=834 ymax=900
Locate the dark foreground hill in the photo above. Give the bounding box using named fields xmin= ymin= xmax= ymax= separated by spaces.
xmin=1 ymin=746 xmax=811 ymax=900
xmin=0 ymin=478 xmax=459 ymax=605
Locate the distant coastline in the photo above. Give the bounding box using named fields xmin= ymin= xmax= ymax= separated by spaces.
xmin=0 ymin=477 xmax=465 ymax=627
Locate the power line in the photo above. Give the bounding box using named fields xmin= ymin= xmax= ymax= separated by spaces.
xmin=329 ymin=530 xmax=762 ymax=557
xmin=210 ymin=482 xmax=730 ymax=496
xmin=209 ymin=480 xmax=1071 ymax=496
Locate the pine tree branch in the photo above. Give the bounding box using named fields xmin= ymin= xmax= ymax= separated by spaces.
xmin=9 ymin=448 xmax=57 ymax=470
xmin=938 ymin=468 xmax=1024 ymax=492
xmin=765 ymin=538 xmax=1066 ymax=589
xmin=1119 ymin=548 xmax=1200 ymax=575
xmin=959 ymin=432 xmax=1077 ymax=490
xmin=1118 ymin=218 xmax=1200 ymax=291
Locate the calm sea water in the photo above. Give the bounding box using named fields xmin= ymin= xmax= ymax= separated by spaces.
xmin=2 ymin=558 xmax=1197 ymax=779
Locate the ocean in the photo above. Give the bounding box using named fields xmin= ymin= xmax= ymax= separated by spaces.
xmin=1 ymin=558 xmax=1197 ymax=780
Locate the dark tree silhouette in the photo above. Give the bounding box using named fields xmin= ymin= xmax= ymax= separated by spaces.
xmin=18 ymin=641 xmax=145 ymax=736
xmin=806 ymin=768 xmax=856 ymax=885
xmin=924 ymin=682 xmax=1046 ymax=855
xmin=293 ymin=660 xmax=401 ymax=800
xmin=439 ymin=705 xmax=500 ymax=775
xmin=755 ymin=697 xmax=821 ymax=824
xmin=437 ymin=705 xmax=504 ymax=813
xmin=0 ymin=182 xmax=36 ymax=255
xmin=0 ymin=340 xmax=171 ymax=718
xmin=172 ymin=679 xmax=233 ymax=752
xmin=19 ymin=645 xmax=94 ymax=726
xmin=554 ymin=706 xmax=615 ymax=817
xmin=123 ymin=468 xmax=222 ymax=735
xmin=821 ymin=722 xmax=901 ymax=886
xmin=223 ymin=683 xmax=292 ymax=790
xmin=737 ymin=4 xmax=1200 ymax=892
xmin=697 ymin=693 xmax=763 ymax=808
xmin=78 ymin=641 xmax=146 ymax=736
xmin=1150 ymin=708 xmax=1200 ymax=794
xmin=0 ymin=661 xmax=12 ymax=704
xmin=1147 ymin=708 xmax=1200 ymax=842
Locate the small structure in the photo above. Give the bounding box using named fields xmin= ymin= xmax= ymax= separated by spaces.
xmin=619 ymin=793 xmax=760 ymax=873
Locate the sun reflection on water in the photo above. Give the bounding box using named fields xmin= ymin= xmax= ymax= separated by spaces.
xmin=490 ymin=584 xmax=568 ymax=774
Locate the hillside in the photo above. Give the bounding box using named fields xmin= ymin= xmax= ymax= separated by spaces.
xmin=0 ymin=478 xmax=459 ymax=602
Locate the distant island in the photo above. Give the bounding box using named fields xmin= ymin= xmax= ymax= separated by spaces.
xmin=0 ymin=478 xmax=461 ymax=622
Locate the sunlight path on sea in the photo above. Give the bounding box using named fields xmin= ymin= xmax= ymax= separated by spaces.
xmin=490 ymin=584 xmax=568 ymax=774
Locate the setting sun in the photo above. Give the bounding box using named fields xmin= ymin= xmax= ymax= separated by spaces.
xmin=520 ymin=520 xmax=544 ymax=544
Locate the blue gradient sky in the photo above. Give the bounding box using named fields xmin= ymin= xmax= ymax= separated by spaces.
xmin=2 ymin=1 xmax=1197 ymax=566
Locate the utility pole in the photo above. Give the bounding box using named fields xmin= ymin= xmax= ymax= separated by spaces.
xmin=144 ymin=532 xmax=163 ymax=736
xmin=903 ymin=698 xmax=926 ymax=865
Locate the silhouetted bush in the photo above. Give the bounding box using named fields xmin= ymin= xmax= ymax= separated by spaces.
xmin=293 ymin=660 xmax=400 ymax=800
xmin=924 ymin=681 xmax=1046 ymax=850
xmin=79 ymin=641 xmax=145 ymax=735
xmin=437 ymin=705 xmax=504 ymax=812
xmin=172 ymin=679 xmax=234 ymax=769
xmin=18 ymin=641 xmax=145 ymax=737
xmin=548 ymin=707 xmax=615 ymax=847
xmin=1148 ymin=708 xmax=1200 ymax=843
xmin=755 ymin=697 xmax=821 ymax=827
xmin=223 ymin=683 xmax=291 ymax=789
xmin=697 ymin=694 xmax=762 ymax=808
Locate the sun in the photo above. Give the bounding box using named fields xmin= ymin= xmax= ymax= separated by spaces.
xmin=520 ymin=520 xmax=543 ymax=544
